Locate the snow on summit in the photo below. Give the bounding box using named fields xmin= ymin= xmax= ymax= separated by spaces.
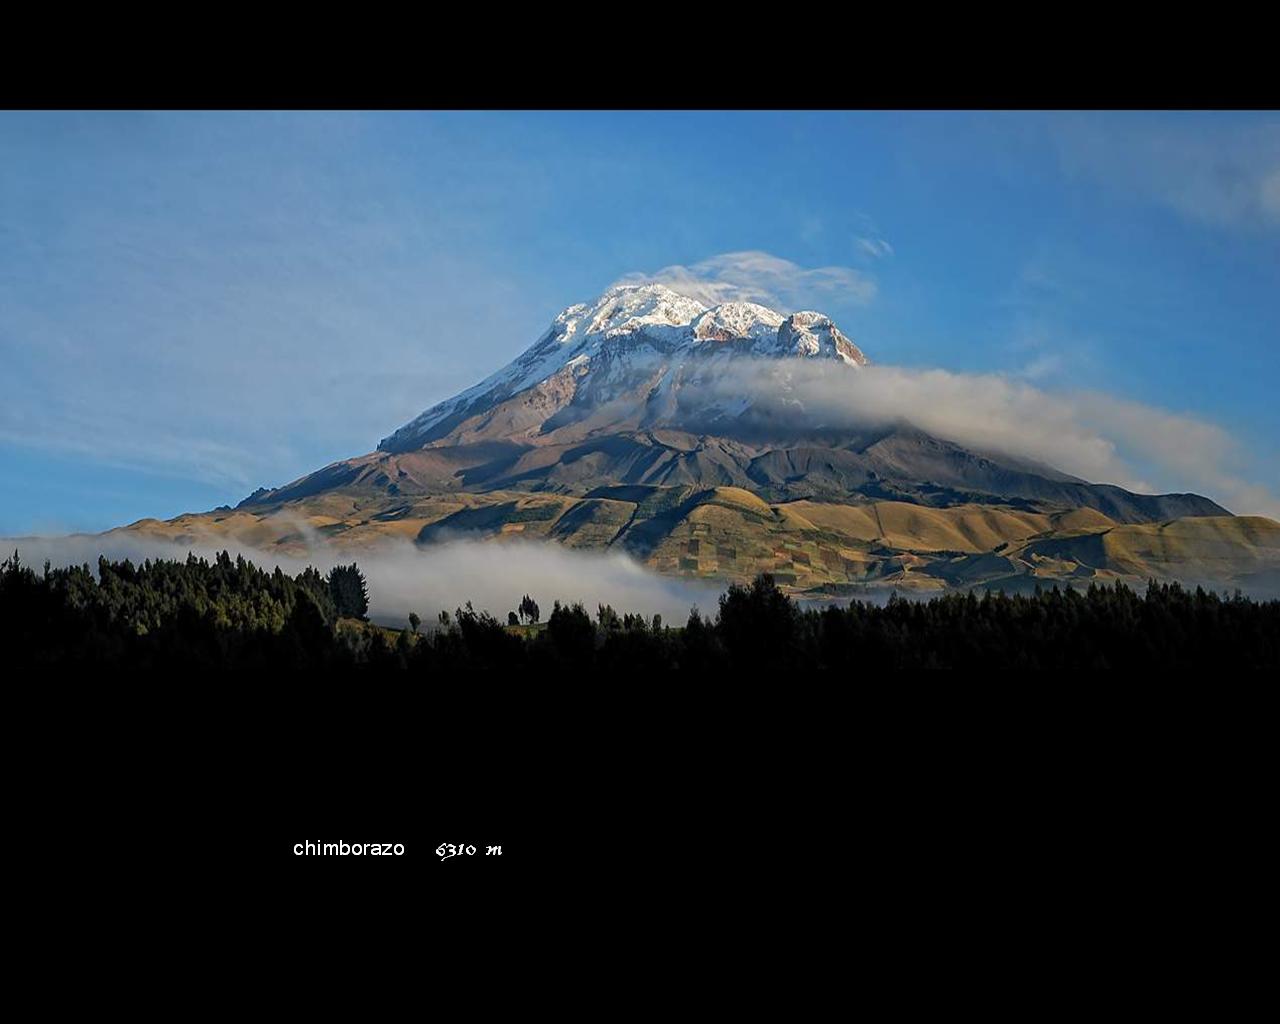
xmin=378 ymin=283 xmax=868 ymax=452
xmin=692 ymin=301 xmax=784 ymax=343
xmin=582 ymin=283 xmax=708 ymax=336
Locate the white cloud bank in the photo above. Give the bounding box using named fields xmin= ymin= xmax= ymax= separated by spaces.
xmin=685 ymin=361 xmax=1280 ymax=520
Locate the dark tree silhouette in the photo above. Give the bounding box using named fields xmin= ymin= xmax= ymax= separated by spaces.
xmin=327 ymin=563 xmax=369 ymax=620
xmin=2 ymin=554 xmax=1276 ymax=672
xmin=545 ymin=600 xmax=594 ymax=666
xmin=519 ymin=594 xmax=540 ymax=625
xmin=717 ymin=573 xmax=799 ymax=671
xmin=597 ymin=603 xmax=621 ymax=631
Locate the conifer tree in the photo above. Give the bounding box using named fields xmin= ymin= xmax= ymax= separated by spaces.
xmin=327 ymin=563 xmax=369 ymax=620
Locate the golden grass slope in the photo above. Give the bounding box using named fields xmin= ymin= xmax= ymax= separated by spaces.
xmin=111 ymin=489 xmax=1280 ymax=597
xmin=1014 ymin=516 xmax=1280 ymax=583
xmin=783 ymin=500 xmax=1053 ymax=552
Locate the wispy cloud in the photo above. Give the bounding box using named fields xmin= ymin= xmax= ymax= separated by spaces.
xmin=1016 ymin=353 xmax=1065 ymax=381
xmin=1049 ymin=115 xmax=1280 ymax=230
xmin=0 ymin=112 xmax=552 ymax=512
xmin=614 ymin=250 xmax=877 ymax=310
xmin=855 ymin=236 xmax=894 ymax=259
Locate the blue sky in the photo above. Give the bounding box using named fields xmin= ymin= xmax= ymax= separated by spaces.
xmin=1 ymin=110 xmax=1277 ymax=534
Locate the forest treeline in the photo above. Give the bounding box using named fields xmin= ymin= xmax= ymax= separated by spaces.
xmin=2 ymin=550 xmax=1277 ymax=671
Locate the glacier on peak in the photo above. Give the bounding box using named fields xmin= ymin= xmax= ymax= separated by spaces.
xmin=692 ymin=301 xmax=784 ymax=342
xmin=581 ymin=282 xmax=708 ymax=336
xmin=377 ymin=283 xmax=868 ymax=452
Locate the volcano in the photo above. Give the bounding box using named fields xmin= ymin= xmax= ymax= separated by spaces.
xmin=116 ymin=283 xmax=1280 ymax=598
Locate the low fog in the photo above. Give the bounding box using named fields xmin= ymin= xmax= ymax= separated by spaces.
xmin=3 ymin=533 xmax=726 ymax=629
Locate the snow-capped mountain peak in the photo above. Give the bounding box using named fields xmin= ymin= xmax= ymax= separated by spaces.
xmin=378 ymin=283 xmax=868 ymax=452
xmin=691 ymin=301 xmax=784 ymax=342
xmin=582 ymin=283 xmax=707 ymax=336
xmin=778 ymin=311 xmax=866 ymax=366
